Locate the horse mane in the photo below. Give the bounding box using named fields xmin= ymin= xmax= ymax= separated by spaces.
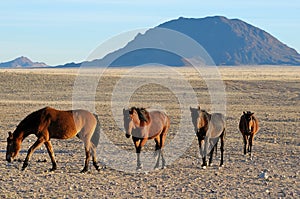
xmin=197 ymin=109 xmax=211 ymax=130
xmin=130 ymin=107 xmax=150 ymax=123
xmin=13 ymin=107 xmax=48 ymax=139
xmin=200 ymin=109 xmax=211 ymax=122
xmin=16 ymin=108 xmax=44 ymax=130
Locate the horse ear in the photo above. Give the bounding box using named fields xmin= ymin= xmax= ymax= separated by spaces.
xmin=251 ymin=112 xmax=254 ymax=116
xmin=8 ymin=131 xmax=13 ymax=138
xmin=198 ymin=105 xmax=201 ymax=110
xmin=132 ymin=108 xmax=138 ymax=115
xmin=243 ymin=111 xmax=246 ymax=115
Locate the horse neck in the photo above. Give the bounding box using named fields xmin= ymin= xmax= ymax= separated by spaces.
xmin=15 ymin=108 xmax=44 ymax=141
xmin=198 ymin=111 xmax=210 ymax=129
xmin=136 ymin=118 xmax=150 ymax=128
xmin=13 ymin=128 xmax=27 ymax=142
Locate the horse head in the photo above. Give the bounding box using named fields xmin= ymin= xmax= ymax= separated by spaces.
xmin=123 ymin=107 xmax=140 ymax=138
xmin=6 ymin=131 xmax=21 ymax=163
xmin=243 ymin=111 xmax=255 ymax=134
xmin=190 ymin=106 xmax=200 ymax=134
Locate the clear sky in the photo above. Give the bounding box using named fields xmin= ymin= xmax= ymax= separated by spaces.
xmin=1 ymin=0 xmax=299 ymax=66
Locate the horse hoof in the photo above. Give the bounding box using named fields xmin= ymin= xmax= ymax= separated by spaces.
xmin=136 ymin=163 xmax=143 ymax=171
xmin=50 ymin=168 xmax=57 ymax=172
xmin=80 ymin=168 xmax=88 ymax=173
xmin=202 ymin=166 xmax=207 ymax=170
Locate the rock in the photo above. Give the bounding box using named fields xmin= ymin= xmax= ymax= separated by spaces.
xmin=259 ymin=171 xmax=268 ymax=179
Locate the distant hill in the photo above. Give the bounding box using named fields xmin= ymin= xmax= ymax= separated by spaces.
xmin=3 ymin=16 xmax=300 ymax=68
xmin=73 ymin=16 xmax=300 ymax=67
xmin=0 ymin=56 xmax=48 ymax=68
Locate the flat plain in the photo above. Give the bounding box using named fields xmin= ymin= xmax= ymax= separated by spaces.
xmin=0 ymin=66 xmax=299 ymax=198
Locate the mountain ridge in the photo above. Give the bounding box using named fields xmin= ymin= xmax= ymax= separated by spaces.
xmin=2 ymin=16 xmax=300 ymax=68
xmin=99 ymin=16 xmax=300 ymax=66
xmin=0 ymin=56 xmax=48 ymax=68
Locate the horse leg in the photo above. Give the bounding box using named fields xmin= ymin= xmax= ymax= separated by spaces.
xmin=154 ymin=137 xmax=161 ymax=169
xmin=44 ymin=141 xmax=57 ymax=171
xmin=154 ymin=137 xmax=160 ymax=157
xmin=22 ymin=138 xmax=45 ymax=170
xmin=135 ymin=145 xmax=142 ymax=170
xmin=81 ymin=146 xmax=91 ymax=173
xmin=201 ymin=141 xmax=207 ymax=168
xmin=243 ymin=135 xmax=248 ymax=155
xmin=90 ymin=146 xmax=100 ymax=171
xmin=249 ymin=134 xmax=254 ymax=160
xmin=220 ymin=130 xmax=225 ymax=167
xmin=196 ymin=134 xmax=206 ymax=168
xmin=209 ymin=145 xmax=215 ymax=166
xmin=133 ymin=138 xmax=146 ymax=170
xmin=160 ymin=132 xmax=167 ymax=169
xmin=81 ymin=137 xmax=92 ymax=173
xmin=133 ymin=138 xmax=142 ymax=170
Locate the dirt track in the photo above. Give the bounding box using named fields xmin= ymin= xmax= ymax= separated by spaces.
xmin=0 ymin=67 xmax=299 ymax=198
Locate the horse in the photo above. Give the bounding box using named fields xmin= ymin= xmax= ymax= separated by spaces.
xmin=239 ymin=111 xmax=259 ymax=159
xmin=123 ymin=107 xmax=170 ymax=170
xmin=6 ymin=106 xmax=101 ymax=173
xmin=190 ymin=106 xmax=226 ymax=168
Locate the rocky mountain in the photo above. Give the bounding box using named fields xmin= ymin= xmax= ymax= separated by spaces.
xmin=3 ymin=16 xmax=300 ymax=68
xmin=77 ymin=16 xmax=300 ymax=67
xmin=0 ymin=56 xmax=48 ymax=68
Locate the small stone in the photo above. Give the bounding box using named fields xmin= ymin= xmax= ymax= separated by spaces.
xmin=259 ymin=171 xmax=268 ymax=179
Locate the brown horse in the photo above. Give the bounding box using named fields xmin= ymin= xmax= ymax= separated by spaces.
xmin=239 ymin=111 xmax=259 ymax=159
xmin=6 ymin=106 xmax=101 ymax=173
xmin=190 ymin=106 xmax=226 ymax=168
xmin=123 ymin=107 xmax=170 ymax=170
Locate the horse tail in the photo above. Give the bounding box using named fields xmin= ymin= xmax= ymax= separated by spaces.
xmin=91 ymin=113 xmax=100 ymax=147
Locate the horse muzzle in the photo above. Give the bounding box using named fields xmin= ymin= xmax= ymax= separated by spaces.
xmin=125 ymin=133 xmax=131 ymax=138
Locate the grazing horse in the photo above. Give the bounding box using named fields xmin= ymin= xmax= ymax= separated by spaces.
xmin=123 ymin=107 xmax=170 ymax=170
xmin=6 ymin=106 xmax=101 ymax=173
xmin=239 ymin=111 xmax=259 ymax=159
xmin=190 ymin=106 xmax=226 ymax=168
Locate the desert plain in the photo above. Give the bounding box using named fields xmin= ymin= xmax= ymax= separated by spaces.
xmin=0 ymin=66 xmax=299 ymax=198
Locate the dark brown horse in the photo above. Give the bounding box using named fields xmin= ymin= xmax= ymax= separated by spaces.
xmin=123 ymin=107 xmax=170 ymax=170
xmin=6 ymin=106 xmax=101 ymax=173
xmin=190 ymin=106 xmax=226 ymax=168
xmin=239 ymin=111 xmax=259 ymax=159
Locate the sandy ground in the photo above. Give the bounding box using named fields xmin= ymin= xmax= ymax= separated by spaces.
xmin=0 ymin=66 xmax=299 ymax=198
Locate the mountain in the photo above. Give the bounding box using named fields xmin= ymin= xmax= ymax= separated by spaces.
xmin=74 ymin=16 xmax=300 ymax=67
xmin=0 ymin=56 xmax=48 ymax=68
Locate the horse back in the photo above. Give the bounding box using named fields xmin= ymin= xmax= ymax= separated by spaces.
xmin=41 ymin=107 xmax=96 ymax=139
xmin=207 ymin=113 xmax=225 ymax=138
xmin=147 ymin=110 xmax=169 ymax=138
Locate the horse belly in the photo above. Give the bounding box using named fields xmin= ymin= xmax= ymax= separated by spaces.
xmin=48 ymin=121 xmax=78 ymax=139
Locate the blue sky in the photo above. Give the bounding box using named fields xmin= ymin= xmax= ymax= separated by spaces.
xmin=1 ymin=0 xmax=299 ymax=65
